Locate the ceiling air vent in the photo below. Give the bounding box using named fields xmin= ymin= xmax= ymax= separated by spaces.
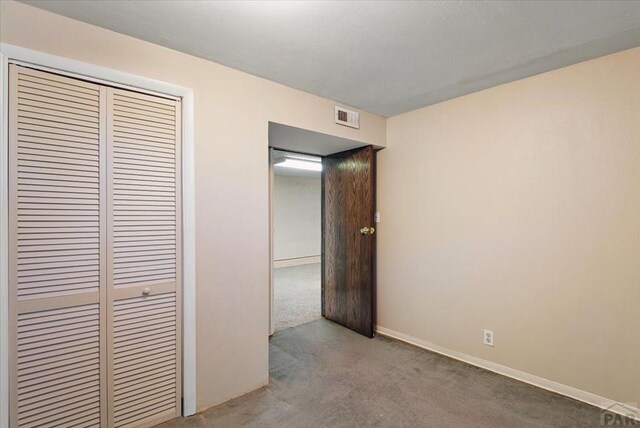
xmin=335 ymin=106 xmax=360 ymax=129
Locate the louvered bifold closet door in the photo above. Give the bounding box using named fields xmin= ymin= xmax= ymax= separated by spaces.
xmin=8 ymin=65 xmax=107 ymax=427
xmin=107 ymin=88 xmax=182 ymax=428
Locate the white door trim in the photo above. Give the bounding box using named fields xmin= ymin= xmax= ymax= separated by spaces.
xmin=0 ymin=50 xmax=9 ymax=428
xmin=0 ymin=43 xmax=197 ymax=427
xmin=268 ymin=148 xmax=275 ymax=336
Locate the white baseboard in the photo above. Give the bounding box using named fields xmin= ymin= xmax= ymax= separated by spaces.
xmin=274 ymin=255 xmax=321 ymax=268
xmin=375 ymin=325 xmax=639 ymax=422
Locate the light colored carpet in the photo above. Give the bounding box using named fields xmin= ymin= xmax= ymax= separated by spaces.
xmin=274 ymin=262 xmax=321 ymax=331
xmin=159 ymin=319 xmax=608 ymax=428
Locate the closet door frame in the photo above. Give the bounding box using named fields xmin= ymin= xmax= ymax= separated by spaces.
xmin=0 ymin=44 xmax=198 ymax=428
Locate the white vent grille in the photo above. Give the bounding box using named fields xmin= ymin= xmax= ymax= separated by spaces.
xmin=334 ymin=106 xmax=360 ymax=129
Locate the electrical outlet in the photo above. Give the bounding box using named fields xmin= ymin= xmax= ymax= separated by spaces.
xmin=484 ymin=329 xmax=494 ymax=347
xmin=374 ymin=212 xmax=381 ymax=223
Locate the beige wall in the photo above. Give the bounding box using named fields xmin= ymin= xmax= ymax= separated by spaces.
xmin=378 ymin=47 xmax=640 ymax=406
xmin=0 ymin=1 xmax=386 ymax=411
xmin=3 ymin=0 xmax=638 ymax=415
xmin=273 ymin=174 xmax=321 ymax=261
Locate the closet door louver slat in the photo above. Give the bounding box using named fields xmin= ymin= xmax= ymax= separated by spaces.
xmin=107 ymin=88 xmax=181 ymax=428
xmin=9 ymin=64 xmax=107 ymax=428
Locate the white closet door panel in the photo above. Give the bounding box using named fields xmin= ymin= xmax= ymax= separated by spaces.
xmin=111 ymin=295 xmax=178 ymax=428
xmin=107 ymin=88 xmax=181 ymax=428
xmin=9 ymin=64 xmax=107 ymax=428
xmin=15 ymin=303 xmax=101 ymax=428
xmin=11 ymin=65 xmax=182 ymax=428
xmin=110 ymin=89 xmax=179 ymax=294
xmin=12 ymin=66 xmax=101 ymax=302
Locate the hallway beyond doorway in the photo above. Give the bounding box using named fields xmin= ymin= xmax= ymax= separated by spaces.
xmin=274 ymin=263 xmax=321 ymax=331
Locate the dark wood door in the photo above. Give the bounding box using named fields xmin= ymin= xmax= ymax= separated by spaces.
xmin=322 ymin=145 xmax=375 ymax=337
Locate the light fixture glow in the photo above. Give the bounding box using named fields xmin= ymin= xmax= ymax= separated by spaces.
xmin=274 ymin=158 xmax=322 ymax=172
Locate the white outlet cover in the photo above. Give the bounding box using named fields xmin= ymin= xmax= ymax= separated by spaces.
xmin=374 ymin=212 xmax=381 ymax=223
xmin=484 ymin=329 xmax=494 ymax=347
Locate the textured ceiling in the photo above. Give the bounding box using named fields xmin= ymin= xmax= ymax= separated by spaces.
xmin=21 ymin=1 xmax=640 ymax=116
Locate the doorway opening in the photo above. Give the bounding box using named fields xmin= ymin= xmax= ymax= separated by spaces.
xmin=268 ymin=122 xmax=379 ymax=338
xmin=271 ymin=150 xmax=322 ymax=331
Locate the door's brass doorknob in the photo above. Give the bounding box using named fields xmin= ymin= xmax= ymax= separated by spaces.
xmin=360 ymin=227 xmax=375 ymax=235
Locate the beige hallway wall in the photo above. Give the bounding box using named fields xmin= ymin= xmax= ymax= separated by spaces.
xmin=378 ymin=47 xmax=640 ymax=406
xmin=273 ymin=174 xmax=321 ymax=261
xmin=0 ymin=1 xmax=386 ymax=412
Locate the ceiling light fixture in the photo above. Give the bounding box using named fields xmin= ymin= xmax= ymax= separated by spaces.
xmin=274 ymin=157 xmax=322 ymax=172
